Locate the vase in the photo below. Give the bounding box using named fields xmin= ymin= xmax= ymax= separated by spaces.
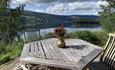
xmin=57 ymin=36 xmax=65 ymax=48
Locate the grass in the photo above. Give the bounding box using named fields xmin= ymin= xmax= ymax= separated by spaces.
xmin=0 ymin=41 xmax=24 ymax=65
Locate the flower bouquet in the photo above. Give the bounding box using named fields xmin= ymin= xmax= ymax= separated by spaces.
xmin=54 ymin=24 xmax=66 ymax=48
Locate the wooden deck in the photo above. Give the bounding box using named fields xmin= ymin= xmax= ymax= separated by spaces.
xmin=20 ymin=38 xmax=103 ymax=70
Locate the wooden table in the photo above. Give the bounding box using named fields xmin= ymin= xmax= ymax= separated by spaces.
xmin=20 ymin=38 xmax=103 ymax=70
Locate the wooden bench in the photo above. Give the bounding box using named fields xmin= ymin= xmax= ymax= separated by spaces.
xmin=88 ymin=33 xmax=115 ymax=70
xmin=21 ymin=29 xmax=41 ymax=43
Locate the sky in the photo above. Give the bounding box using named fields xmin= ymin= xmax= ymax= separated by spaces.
xmin=10 ymin=0 xmax=108 ymax=15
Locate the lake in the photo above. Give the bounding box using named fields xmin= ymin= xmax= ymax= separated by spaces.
xmin=20 ymin=27 xmax=102 ymax=42
xmin=40 ymin=27 xmax=102 ymax=35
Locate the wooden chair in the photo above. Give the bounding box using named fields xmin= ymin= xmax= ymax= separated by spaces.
xmin=22 ymin=29 xmax=41 ymax=43
xmin=88 ymin=33 xmax=115 ymax=70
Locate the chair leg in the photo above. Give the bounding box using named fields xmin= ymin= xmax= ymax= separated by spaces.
xmin=16 ymin=64 xmax=28 ymax=70
xmin=82 ymin=66 xmax=89 ymax=70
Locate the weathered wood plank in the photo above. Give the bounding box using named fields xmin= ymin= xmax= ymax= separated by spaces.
xmin=42 ymin=40 xmax=60 ymax=61
xmin=45 ymin=40 xmax=65 ymax=61
xmin=37 ymin=42 xmax=46 ymax=59
xmin=29 ymin=43 xmax=36 ymax=57
xmin=20 ymin=57 xmax=80 ymax=70
xmin=20 ymin=44 xmax=30 ymax=59
xmin=31 ymin=42 xmax=41 ymax=58
xmin=46 ymin=39 xmax=72 ymax=62
xmin=40 ymin=41 xmax=53 ymax=60
xmin=77 ymin=49 xmax=103 ymax=68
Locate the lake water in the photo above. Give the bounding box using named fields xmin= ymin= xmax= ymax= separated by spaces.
xmin=40 ymin=27 xmax=102 ymax=35
xmin=21 ymin=27 xmax=102 ymax=42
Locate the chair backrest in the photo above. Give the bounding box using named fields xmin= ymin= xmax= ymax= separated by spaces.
xmin=101 ymin=33 xmax=115 ymax=68
xmin=21 ymin=29 xmax=41 ymax=43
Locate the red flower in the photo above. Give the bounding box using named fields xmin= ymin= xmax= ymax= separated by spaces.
xmin=54 ymin=24 xmax=66 ymax=37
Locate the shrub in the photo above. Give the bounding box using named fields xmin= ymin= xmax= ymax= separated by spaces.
xmin=68 ymin=31 xmax=108 ymax=46
xmin=0 ymin=41 xmax=24 ymax=65
xmin=93 ymin=31 xmax=108 ymax=46
xmin=0 ymin=42 xmax=6 ymax=53
xmin=43 ymin=32 xmax=54 ymax=39
xmin=72 ymin=31 xmax=101 ymax=45
xmin=100 ymin=14 xmax=115 ymax=32
xmin=0 ymin=52 xmax=12 ymax=64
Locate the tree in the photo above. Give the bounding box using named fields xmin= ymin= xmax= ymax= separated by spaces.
xmin=0 ymin=0 xmax=25 ymax=43
xmin=100 ymin=0 xmax=115 ymax=32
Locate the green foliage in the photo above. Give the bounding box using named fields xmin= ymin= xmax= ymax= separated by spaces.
xmin=100 ymin=14 xmax=115 ymax=32
xmin=0 ymin=41 xmax=24 ymax=64
xmin=69 ymin=31 xmax=101 ymax=45
xmin=100 ymin=0 xmax=115 ymax=32
xmin=0 ymin=0 xmax=25 ymax=43
xmin=0 ymin=42 xmax=6 ymax=53
xmin=0 ymin=0 xmax=10 ymax=13
xmin=42 ymin=32 xmax=54 ymax=39
xmin=0 ymin=53 xmax=12 ymax=64
xmin=92 ymin=31 xmax=108 ymax=46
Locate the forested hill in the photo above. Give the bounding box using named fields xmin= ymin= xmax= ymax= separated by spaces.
xmin=20 ymin=10 xmax=100 ymax=29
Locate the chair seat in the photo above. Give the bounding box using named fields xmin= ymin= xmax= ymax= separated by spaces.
xmin=88 ymin=62 xmax=113 ymax=70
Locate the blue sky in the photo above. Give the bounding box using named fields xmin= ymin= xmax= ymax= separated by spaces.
xmin=10 ymin=0 xmax=108 ymax=15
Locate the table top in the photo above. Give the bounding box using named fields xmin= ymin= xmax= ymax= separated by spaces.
xmin=20 ymin=38 xmax=103 ymax=70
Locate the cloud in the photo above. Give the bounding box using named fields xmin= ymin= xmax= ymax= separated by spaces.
xmin=10 ymin=0 xmax=107 ymax=15
xmin=11 ymin=0 xmax=28 ymax=4
xmin=33 ymin=1 xmax=101 ymax=15
xmin=97 ymin=1 xmax=109 ymax=6
xmin=26 ymin=0 xmax=101 ymax=3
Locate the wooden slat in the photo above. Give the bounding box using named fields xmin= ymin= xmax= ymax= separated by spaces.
xmin=23 ymin=32 xmax=27 ymax=43
xmin=33 ymin=42 xmax=41 ymax=58
xmin=109 ymin=33 xmax=115 ymax=37
xmin=109 ymin=36 xmax=115 ymax=68
xmin=100 ymin=35 xmax=111 ymax=61
xmin=41 ymin=40 xmax=60 ymax=61
xmin=40 ymin=41 xmax=53 ymax=60
xmin=38 ymin=42 xmax=46 ymax=59
xmin=104 ymin=37 xmax=114 ymax=64
xmin=102 ymin=36 xmax=112 ymax=61
xmin=47 ymin=39 xmax=72 ymax=62
xmin=26 ymin=32 xmax=30 ymax=42
xmin=30 ymin=42 xmax=42 ymax=57
xmin=20 ymin=65 xmax=28 ymax=70
xmin=34 ymin=31 xmax=38 ymax=40
xmin=20 ymin=44 xmax=30 ymax=59
xmin=111 ymin=47 xmax=115 ymax=68
xmin=29 ymin=43 xmax=36 ymax=57
xmin=106 ymin=38 xmax=115 ymax=67
xmin=101 ymin=34 xmax=115 ymax=69
xmin=46 ymin=40 xmax=66 ymax=62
